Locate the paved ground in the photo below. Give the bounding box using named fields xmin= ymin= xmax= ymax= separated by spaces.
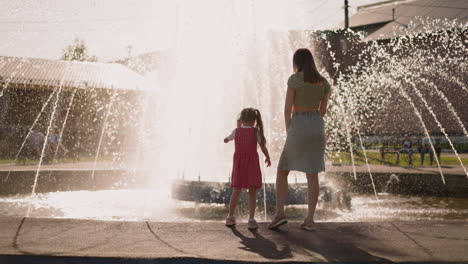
xmin=0 ymin=216 xmax=467 ymax=263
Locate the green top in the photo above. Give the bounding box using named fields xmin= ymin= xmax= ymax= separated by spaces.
xmin=288 ymin=72 xmax=331 ymax=109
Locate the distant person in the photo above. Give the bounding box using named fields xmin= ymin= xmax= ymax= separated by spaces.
xmin=419 ymin=136 xmax=434 ymax=166
xmin=47 ymin=131 xmax=68 ymax=162
xmin=6 ymin=125 xmax=23 ymax=156
xmin=223 ymin=108 xmax=271 ymax=230
xmin=433 ymin=138 xmax=442 ymax=165
xmin=269 ymin=48 xmax=331 ymax=231
xmin=397 ymin=138 xmax=413 ymax=165
xmin=26 ymin=130 xmax=45 ymax=159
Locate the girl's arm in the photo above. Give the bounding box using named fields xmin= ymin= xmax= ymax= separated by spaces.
xmin=259 ymin=142 xmax=271 ymax=167
xmin=319 ymin=93 xmax=330 ymax=117
xmin=284 ymin=87 xmax=294 ymax=131
xmin=224 ymin=129 xmax=236 ymax=143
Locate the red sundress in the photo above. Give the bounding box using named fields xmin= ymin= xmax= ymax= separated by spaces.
xmin=230 ymin=127 xmax=262 ymax=189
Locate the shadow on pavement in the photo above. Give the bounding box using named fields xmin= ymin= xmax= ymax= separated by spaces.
xmin=273 ymin=225 xmax=393 ymax=263
xmin=230 ymin=226 xmax=293 ymax=260
xmin=1 ymin=254 xmax=465 ymax=264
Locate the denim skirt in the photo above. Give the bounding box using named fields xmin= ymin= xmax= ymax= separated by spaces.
xmin=277 ymin=111 xmax=325 ymax=173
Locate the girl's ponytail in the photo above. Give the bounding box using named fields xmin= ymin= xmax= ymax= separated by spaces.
xmin=254 ymin=109 xmax=266 ymax=145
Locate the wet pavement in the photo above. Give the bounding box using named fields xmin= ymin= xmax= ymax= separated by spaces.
xmin=0 ymin=216 xmax=467 ymax=263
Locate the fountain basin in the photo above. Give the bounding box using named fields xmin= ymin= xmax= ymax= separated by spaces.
xmin=338 ymin=172 xmax=468 ymax=197
xmin=1 ymin=163 xmax=467 ymax=197
xmin=171 ymin=179 xmax=351 ymax=208
xmin=0 ymin=165 xmax=143 ymax=196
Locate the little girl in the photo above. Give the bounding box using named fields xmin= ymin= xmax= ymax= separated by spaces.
xmin=223 ymin=108 xmax=271 ymax=229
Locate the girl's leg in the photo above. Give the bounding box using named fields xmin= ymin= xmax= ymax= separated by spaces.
xmin=228 ymin=188 xmax=242 ymax=217
xmin=304 ymin=173 xmax=319 ymax=223
xmin=248 ymin=186 xmax=257 ymax=219
xmin=274 ymin=169 xmax=290 ymax=218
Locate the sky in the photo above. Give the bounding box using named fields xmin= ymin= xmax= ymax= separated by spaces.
xmin=0 ymin=0 xmax=382 ymax=62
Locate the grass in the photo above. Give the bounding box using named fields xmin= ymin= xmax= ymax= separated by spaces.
xmin=0 ymin=159 xmax=17 ymax=165
xmin=331 ymin=151 xmax=468 ymax=166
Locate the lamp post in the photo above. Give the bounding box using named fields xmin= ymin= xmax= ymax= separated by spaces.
xmin=342 ymin=0 xmax=350 ymax=77
xmin=344 ymin=0 xmax=349 ymax=30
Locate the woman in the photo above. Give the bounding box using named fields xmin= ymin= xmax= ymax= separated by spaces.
xmin=268 ymin=48 xmax=331 ymax=230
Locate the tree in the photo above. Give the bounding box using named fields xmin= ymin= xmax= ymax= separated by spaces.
xmin=61 ymin=39 xmax=98 ymax=62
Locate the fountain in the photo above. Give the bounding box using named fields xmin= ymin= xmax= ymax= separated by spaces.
xmin=0 ymin=2 xmax=467 ymax=222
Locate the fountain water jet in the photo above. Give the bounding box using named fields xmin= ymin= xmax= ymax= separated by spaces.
xmin=437 ymin=70 xmax=468 ymax=97
xmin=5 ymin=88 xmax=57 ymax=180
xmin=27 ymin=81 xmax=64 ymax=217
xmin=333 ymin=85 xmax=357 ymax=180
xmin=91 ymin=90 xmax=118 ymax=180
xmin=407 ymin=80 xmax=468 ymax=177
xmin=396 ymin=84 xmax=445 ymax=184
xmin=51 ymin=88 xmax=77 ymax=164
xmin=350 ymin=112 xmax=378 ymax=199
xmin=0 ymin=57 xmax=31 ymax=97
xmin=416 ymin=74 xmax=468 ymax=138
xmin=0 ymin=5 xmax=467 ymax=222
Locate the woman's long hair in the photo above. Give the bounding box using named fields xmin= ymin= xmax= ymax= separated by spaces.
xmin=293 ymin=48 xmax=324 ymax=83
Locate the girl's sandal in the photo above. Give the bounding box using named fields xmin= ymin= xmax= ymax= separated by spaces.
xmin=248 ymin=219 xmax=258 ymax=230
xmin=268 ymin=216 xmax=288 ymax=229
xmin=225 ymin=216 xmax=236 ymax=227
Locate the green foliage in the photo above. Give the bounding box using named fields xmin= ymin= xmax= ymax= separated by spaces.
xmin=61 ymin=39 xmax=98 ymax=62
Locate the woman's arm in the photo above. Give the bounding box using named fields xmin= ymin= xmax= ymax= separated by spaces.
xmin=284 ymin=87 xmax=294 ymax=131
xmin=319 ymin=93 xmax=330 ymax=117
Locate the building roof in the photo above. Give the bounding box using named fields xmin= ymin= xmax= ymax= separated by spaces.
xmin=349 ymin=0 xmax=468 ymax=41
xmin=0 ymin=56 xmax=147 ymax=91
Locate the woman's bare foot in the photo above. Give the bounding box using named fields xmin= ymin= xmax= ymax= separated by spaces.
xmin=301 ymin=216 xmax=314 ymax=225
xmin=268 ymin=215 xmax=288 ymax=229
xmin=300 ymin=217 xmax=315 ymax=231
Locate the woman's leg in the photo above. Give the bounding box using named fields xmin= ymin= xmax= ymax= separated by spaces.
xmin=248 ymin=186 xmax=257 ymax=219
xmin=274 ymin=169 xmax=290 ymax=218
xmin=305 ymin=173 xmax=319 ymax=223
xmin=228 ymin=188 xmax=242 ymax=217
